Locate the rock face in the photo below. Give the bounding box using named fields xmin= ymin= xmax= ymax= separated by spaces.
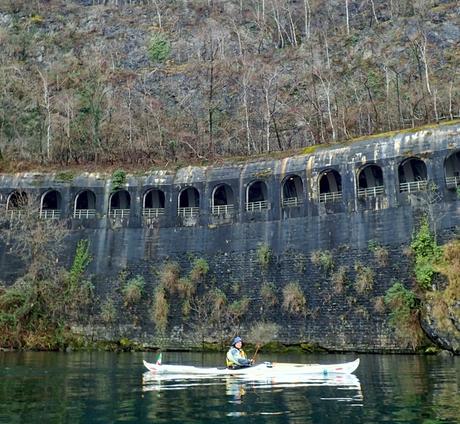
xmin=1 ymin=123 xmax=460 ymax=352
xmin=421 ymin=301 xmax=460 ymax=354
xmin=0 ymin=1 xmax=459 ymax=166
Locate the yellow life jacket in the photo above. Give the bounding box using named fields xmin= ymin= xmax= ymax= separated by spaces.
xmin=226 ymin=347 xmax=247 ymax=367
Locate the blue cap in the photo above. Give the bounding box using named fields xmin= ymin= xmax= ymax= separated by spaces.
xmin=232 ymin=336 xmax=242 ymax=346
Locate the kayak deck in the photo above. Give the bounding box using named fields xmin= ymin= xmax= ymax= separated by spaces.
xmin=143 ymin=358 xmax=359 ymax=377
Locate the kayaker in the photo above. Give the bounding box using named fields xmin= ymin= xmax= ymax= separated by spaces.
xmin=226 ymin=336 xmax=253 ymax=369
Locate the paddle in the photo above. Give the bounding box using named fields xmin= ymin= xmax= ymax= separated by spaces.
xmin=247 ymin=322 xmax=280 ymax=364
xmin=251 ymin=343 xmax=261 ymax=364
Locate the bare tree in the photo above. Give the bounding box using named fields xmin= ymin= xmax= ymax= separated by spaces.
xmin=303 ymin=0 xmax=311 ymax=39
xmin=345 ymin=0 xmax=350 ymax=35
xmin=37 ymin=69 xmax=52 ymax=161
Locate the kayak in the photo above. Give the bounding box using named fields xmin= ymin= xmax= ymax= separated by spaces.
xmin=143 ymin=358 xmax=359 ymax=377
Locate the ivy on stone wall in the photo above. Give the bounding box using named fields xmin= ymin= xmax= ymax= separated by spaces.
xmin=411 ymin=218 xmax=442 ymax=290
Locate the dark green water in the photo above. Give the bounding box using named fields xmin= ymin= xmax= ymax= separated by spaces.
xmin=0 ymin=352 xmax=458 ymax=423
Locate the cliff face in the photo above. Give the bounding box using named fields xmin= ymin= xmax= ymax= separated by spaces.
xmin=0 ymin=0 xmax=459 ymax=167
xmin=1 ymin=124 xmax=459 ymax=352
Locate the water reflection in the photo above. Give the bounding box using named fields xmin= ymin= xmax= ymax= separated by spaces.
xmin=141 ymin=368 xmax=363 ymax=422
xmin=0 ymin=352 xmax=459 ymax=424
xmin=143 ymin=371 xmax=362 ymax=394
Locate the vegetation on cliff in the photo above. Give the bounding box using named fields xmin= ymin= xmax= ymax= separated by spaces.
xmin=0 ymin=0 xmax=459 ymax=170
xmin=384 ymin=218 xmax=460 ymax=353
xmin=0 ymin=205 xmax=94 ymax=349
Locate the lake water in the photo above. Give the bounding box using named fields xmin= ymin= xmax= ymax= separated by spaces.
xmin=0 ymin=351 xmax=458 ymax=423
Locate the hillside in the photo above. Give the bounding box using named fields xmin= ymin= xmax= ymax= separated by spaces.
xmin=0 ymin=0 xmax=459 ymax=170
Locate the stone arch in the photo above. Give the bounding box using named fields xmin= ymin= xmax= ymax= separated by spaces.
xmin=398 ymin=157 xmax=427 ymax=193
xmin=281 ymin=174 xmax=303 ymax=207
xmin=178 ymin=186 xmax=200 ymax=217
xmin=246 ymin=180 xmax=268 ymax=211
xmin=212 ymin=184 xmax=234 ymax=215
xmin=6 ymin=190 xmax=28 ymax=210
xmin=357 ymin=164 xmax=384 ymax=197
xmin=318 ymin=169 xmax=342 ymax=202
xmin=143 ymin=188 xmax=166 ymax=218
xmin=109 ymin=189 xmax=131 ymax=218
xmin=40 ymin=189 xmax=62 ymax=219
xmin=444 ymin=150 xmax=460 ymax=189
xmin=74 ymin=190 xmax=97 ymax=219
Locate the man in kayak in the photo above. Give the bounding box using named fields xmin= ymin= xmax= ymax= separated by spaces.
xmin=226 ymin=336 xmax=253 ymax=369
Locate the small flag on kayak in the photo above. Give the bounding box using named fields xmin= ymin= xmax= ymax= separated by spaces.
xmin=155 ymin=352 xmax=162 ymax=365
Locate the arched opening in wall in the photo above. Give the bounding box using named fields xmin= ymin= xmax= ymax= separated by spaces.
xmin=212 ymin=184 xmax=234 ymax=216
xmin=246 ymin=180 xmax=269 ymax=212
xmin=143 ymin=188 xmax=166 ymax=218
xmin=398 ymin=158 xmax=427 ymax=193
xmin=74 ymin=190 xmax=97 ymax=219
xmin=444 ymin=151 xmax=460 ymax=189
xmin=109 ymin=190 xmax=131 ymax=219
xmin=357 ymin=164 xmax=384 ymax=198
xmin=318 ymin=170 xmax=342 ymax=203
xmin=6 ymin=191 xmax=28 ymax=218
xmin=178 ymin=187 xmax=200 ymax=218
xmin=40 ymin=190 xmax=62 ymax=219
xmin=282 ymin=174 xmax=303 ymax=207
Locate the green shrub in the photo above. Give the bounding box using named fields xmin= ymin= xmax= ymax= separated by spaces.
xmin=69 ymin=239 xmax=92 ymax=290
xmin=189 ymin=258 xmax=209 ymax=282
xmin=152 ymin=285 xmax=169 ymax=332
xmin=30 ymin=14 xmax=44 ymax=25
xmin=256 ymin=244 xmax=272 ymax=269
xmin=282 ymin=282 xmax=307 ymax=316
xmin=260 ymin=282 xmax=278 ymax=306
xmin=415 ymin=259 xmax=437 ymax=290
xmin=311 ymin=250 xmax=334 ymax=272
xmin=332 ymin=266 xmax=348 ymax=294
xmin=177 ymin=277 xmax=196 ymax=317
xmin=368 ymin=241 xmax=389 ymax=266
xmin=122 ymin=275 xmax=145 ymax=306
xmin=177 ymin=277 xmax=196 ymax=298
xmin=384 ymin=282 xmax=422 ymax=348
xmin=354 ymin=262 xmax=374 ymax=293
xmin=111 ymin=170 xmax=126 ymax=191
xmin=228 ymin=297 xmax=250 ymax=321
xmin=100 ymin=299 xmax=117 ymax=324
xmin=55 ymin=171 xmax=74 ymax=182
xmin=209 ymin=288 xmax=227 ymax=311
xmin=159 ymin=261 xmax=181 ymax=293
xmin=411 ymin=218 xmax=442 ymax=290
xmin=148 ymin=32 xmax=170 ymax=62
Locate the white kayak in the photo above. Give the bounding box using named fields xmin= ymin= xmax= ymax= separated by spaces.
xmin=143 ymin=358 xmax=359 ymax=377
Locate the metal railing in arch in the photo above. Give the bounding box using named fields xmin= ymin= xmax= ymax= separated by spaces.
xmin=357 ymin=186 xmax=385 ymax=198
xmin=245 ymin=200 xmax=269 ymax=212
xmin=445 ymin=176 xmax=460 ymax=188
xmin=211 ymin=204 xmax=234 ymax=215
xmin=177 ymin=207 xmax=199 ymax=218
xmin=142 ymin=208 xmax=165 ymax=218
xmin=399 ymin=180 xmax=428 ymax=193
xmin=108 ymin=209 xmax=131 ymax=219
xmin=282 ymin=197 xmax=301 ymax=208
xmin=39 ymin=209 xmax=61 ymax=219
xmin=74 ymin=209 xmax=97 ymax=219
xmin=319 ymin=191 xmax=342 ymax=203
